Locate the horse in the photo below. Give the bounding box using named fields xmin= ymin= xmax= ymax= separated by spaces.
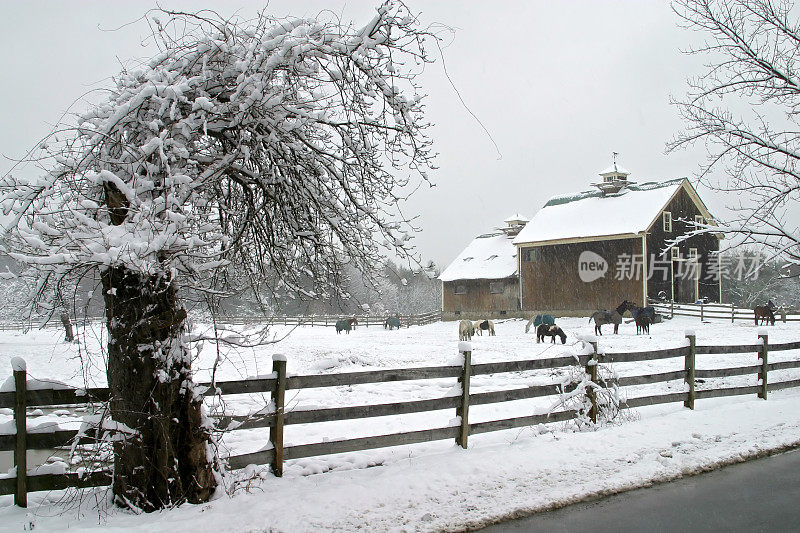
xmin=754 ymin=306 xmax=776 ymax=326
xmin=384 ymin=316 xmax=401 ymax=330
xmin=335 ymin=319 xmax=353 ymax=334
xmin=474 ymin=319 xmax=495 ymax=336
xmin=537 ymin=324 xmax=566 ymax=344
xmin=458 ymin=319 xmax=474 ymax=341
xmin=618 ymin=300 xmax=656 ymax=322
xmin=348 ymin=317 xmax=358 ymax=329
xmin=589 ymin=302 xmax=627 ymax=335
xmin=525 ymin=314 xmax=555 ymax=333
xmin=635 ymin=314 xmax=651 ymax=335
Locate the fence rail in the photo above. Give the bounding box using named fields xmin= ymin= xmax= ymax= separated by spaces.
xmin=2 ymin=332 xmax=800 ymax=506
xmin=0 ymin=311 xmax=442 ymax=332
xmin=651 ymin=301 xmax=800 ymax=323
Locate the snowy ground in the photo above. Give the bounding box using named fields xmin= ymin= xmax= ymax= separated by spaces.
xmin=0 ymin=316 xmax=799 ymax=531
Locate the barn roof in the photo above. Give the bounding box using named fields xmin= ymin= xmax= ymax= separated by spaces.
xmin=439 ymin=231 xmax=518 ymax=282
xmin=513 ymin=178 xmax=688 ymax=246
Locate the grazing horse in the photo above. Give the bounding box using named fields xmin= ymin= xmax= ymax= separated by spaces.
xmin=335 ymin=319 xmax=353 ymax=334
xmin=458 ymin=319 xmax=474 ymax=341
xmin=537 ymin=324 xmax=567 ymax=344
xmin=525 ymin=314 xmax=555 ymax=333
xmin=384 ymin=316 xmax=401 ymax=330
xmin=635 ymin=314 xmax=651 ymax=335
xmin=474 ymin=319 xmax=495 ymax=336
xmin=754 ymin=306 xmax=776 ymax=326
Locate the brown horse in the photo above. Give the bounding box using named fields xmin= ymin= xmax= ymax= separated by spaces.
xmin=754 ymin=306 xmax=775 ymax=326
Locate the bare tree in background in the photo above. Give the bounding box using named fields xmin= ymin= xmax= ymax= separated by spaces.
xmin=0 ymin=2 xmax=435 ymax=511
xmin=670 ymin=0 xmax=800 ymax=267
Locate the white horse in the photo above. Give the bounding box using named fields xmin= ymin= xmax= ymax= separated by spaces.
xmin=458 ymin=319 xmax=474 ymax=341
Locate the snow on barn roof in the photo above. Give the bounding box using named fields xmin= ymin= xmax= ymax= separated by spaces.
xmin=439 ymin=231 xmax=518 ymax=282
xmin=513 ymin=178 xmax=685 ymax=245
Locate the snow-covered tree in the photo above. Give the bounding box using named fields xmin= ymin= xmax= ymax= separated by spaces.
xmin=0 ymin=3 xmax=434 ymax=510
xmin=670 ymin=0 xmax=800 ymax=267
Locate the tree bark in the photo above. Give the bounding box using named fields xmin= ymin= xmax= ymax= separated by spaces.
xmin=101 ymin=265 xmax=217 ymax=511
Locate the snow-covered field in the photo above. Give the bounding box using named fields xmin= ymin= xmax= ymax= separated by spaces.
xmin=1 ymin=315 xmax=800 ymax=532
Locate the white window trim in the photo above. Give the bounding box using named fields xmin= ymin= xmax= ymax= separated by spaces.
xmin=671 ymin=247 xmax=680 ymax=261
xmin=663 ymin=211 xmax=672 ymax=232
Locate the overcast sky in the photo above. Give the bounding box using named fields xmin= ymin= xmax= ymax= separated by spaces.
xmin=0 ymin=0 xmax=716 ymax=269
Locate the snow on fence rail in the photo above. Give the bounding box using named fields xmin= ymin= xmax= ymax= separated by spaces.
xmin=651 ymin=301 xmax=800 ymax=323
xmin=2 ymin=333 xmax=800 ymax=506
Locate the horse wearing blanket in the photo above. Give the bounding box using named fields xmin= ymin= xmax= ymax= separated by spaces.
xmin=474 ymin=319 xmax=495 ymax=336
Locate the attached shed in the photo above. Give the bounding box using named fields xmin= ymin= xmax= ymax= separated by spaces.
xmin=439 ymin=215 xmax=527 ymax=320
xmin=512 ymin=168 xmax=721 ymax=316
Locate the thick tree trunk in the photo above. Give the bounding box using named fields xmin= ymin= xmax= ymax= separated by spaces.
xmin=101 ymin=265 xmax=217 ymax=511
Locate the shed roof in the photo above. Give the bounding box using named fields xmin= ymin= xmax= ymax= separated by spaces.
xmin=513 ymin=178 xmax=686 ymax=246
xmin=439 ymin=231 xmax=518 ymax=282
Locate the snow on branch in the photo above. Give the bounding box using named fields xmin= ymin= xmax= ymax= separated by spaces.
xmin=0 ymin=2 xmax=437 ymax=303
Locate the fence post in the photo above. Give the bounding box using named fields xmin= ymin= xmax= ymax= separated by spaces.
xmin=12 ymin=358 xmax=27 ymax=507
xmin=731 ymin=303 xmax=735 ymax=323
xmin=586 ymin=341 xmax=599 ymax=424
xmin=700 ymin=303 xmax=704 ymax=322
xmin=758 ymin=333 xmax=768 ymax=400
xmin=684 ymin=333 xmax=696 ymax=410
xmin=456 ymin=343 xmax=472 ymax=449
xmin=270 ymin=355 xmax=287 ymax=477
xmin=670 ymin=300 xmax=674 ymax=319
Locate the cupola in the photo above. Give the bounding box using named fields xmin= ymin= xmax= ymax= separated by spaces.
xmin=502 ymin=213 xmax=529 ymax=236
xmin=592 ymin=153 xmax=635 ymax=195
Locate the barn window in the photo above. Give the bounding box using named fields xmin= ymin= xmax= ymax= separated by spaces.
xmin=455 ymin=284 xmax=467 ymax=295
xmin=671 ymin=247 xmax=680 ymax=261
xmin=689 ymin=248 xmax=698 ymax=261
xmin=489 ymin=281 xmax=504 ymax=294
xmin=663 ymin=211 xmax=672 ymax=232
xmin=694 ymin=215 xmax=704 ymax=226
xmin=523 ymin=248 xmax=541 ymax=262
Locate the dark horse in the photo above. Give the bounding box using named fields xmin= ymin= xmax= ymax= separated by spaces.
xmin=754 ymin=306 xmax=776 ymax=326
xmin=589 ymin=302 xmax=628 ymax=335
xmin=635 ymin=314 xmax=651 ymax=335
xmin=537 ymin=324 xmax=567 ymax=344
xmin=618 ymin=300 xmax=656 ymax=322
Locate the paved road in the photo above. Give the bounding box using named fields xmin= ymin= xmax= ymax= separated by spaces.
xmin=481 ymin=449 xmax=800 ymax=532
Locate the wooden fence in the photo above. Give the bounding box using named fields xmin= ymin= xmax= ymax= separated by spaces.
xmin=219 ymin=311 xmax=442 ymax=328
xmin=0 ymin=311 xmax=442 ymax=332
xmin=3 ymin=333 xmax=800 ymax=506
xmin=651 ymin=301 xmax=800 ymax=323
